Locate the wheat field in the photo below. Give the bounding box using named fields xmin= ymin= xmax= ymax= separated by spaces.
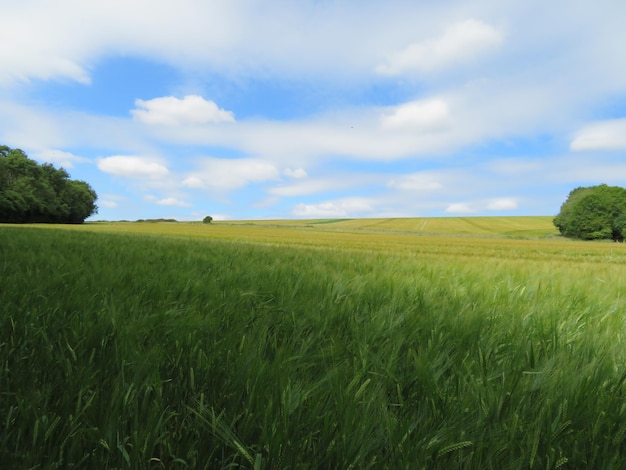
xmin=2 ymin=218 xmax=626 ymax=468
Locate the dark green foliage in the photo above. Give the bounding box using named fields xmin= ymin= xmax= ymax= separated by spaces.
xmin=0 ymin=145 xmax=97 ymax=223
xmin=135 ymin=218 xmax=178 ymax=223
xmin=203 ymin=215 xmax=213 ymax=224
xmin=554 ymin=184 xmax=626 ymax=241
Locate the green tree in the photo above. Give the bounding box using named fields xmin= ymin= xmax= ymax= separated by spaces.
xmin=554 ymin=184 xmax=626 ymax=241
xmin=0 ymin=145 xmax=98 ymax=223
xmin=202 ymin=215 xmax=213 ymax=224
xmin=61 ymin=180 xmax=99 ymax=224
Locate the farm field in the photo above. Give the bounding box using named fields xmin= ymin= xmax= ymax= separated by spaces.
xmin=2 ymin=217 xmax=626 ymax=468
xmin=222 ymin=215 xmax=558 ymax=238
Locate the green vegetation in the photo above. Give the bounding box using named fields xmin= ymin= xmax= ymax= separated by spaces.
xmin=134 ymin=218 xmax=179 ymax=223
xmin=203 ymin=216 xmax=213 ymax=224
xmin=2 ymin=221 xmax=626 ymax=468
xmin=554 ymin=184 xmax=626 ymax=241
xmin=0 ymin=145 xmax=98 ymax=223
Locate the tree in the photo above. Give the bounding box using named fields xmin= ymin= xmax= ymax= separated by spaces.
xmin=0 ymin=145 xmax=98 ymax=223
xmin=61 ymin=180 xmax=99 ymax=224
xmin=554 ymin=184 xmax=626 ymax=241
xmin=202 ymin=215 xmax=213 ymax=224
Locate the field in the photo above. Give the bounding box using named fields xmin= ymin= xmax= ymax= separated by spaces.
xmin=2 ymin=217 xmax=626 ymax=468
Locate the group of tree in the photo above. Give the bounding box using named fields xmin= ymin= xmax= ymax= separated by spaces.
xmin=0 ymin=145 xmax=98 ymax=224
xmin=554 ymin=184 xmax=626 ymax=241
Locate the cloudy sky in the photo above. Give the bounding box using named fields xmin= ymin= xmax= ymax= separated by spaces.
xmin=2 ymin=0 xmax=626 ymax=220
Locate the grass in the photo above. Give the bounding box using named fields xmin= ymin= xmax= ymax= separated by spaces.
xmin=2 ymin=218 xmax=626 ymax=468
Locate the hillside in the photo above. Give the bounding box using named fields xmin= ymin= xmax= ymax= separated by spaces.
xmin=221 ymin=216 xmax=558 ymax=238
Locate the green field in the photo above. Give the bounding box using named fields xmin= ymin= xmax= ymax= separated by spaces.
xmin=2 ymin=217 xmax=626 ymax=468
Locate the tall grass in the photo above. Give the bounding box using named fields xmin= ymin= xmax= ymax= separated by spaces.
xmin=2 ymin=226 xmax=626 ymax=468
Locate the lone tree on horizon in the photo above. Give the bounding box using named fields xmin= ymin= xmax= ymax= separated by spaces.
xmin=0 ymin=145 xmax=98 ymax=224
xmin=554 ymin=184 xmax=626 ymax=241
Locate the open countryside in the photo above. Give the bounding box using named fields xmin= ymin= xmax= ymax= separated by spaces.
xmin=3 ymin=216 xmax=626 ymax=468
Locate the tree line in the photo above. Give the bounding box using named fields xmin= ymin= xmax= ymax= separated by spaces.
xmin=0 ymin=145 xmax=98 ymax=224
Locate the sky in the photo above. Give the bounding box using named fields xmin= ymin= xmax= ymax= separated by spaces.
xmin=2 ymin=0 xmax=626 ymax=221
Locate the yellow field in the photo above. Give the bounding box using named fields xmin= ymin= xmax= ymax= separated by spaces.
xmin=222 ymin=215 xmax=557 ymax=237
xmin=10 ymin=216 xmax=626 ymax=266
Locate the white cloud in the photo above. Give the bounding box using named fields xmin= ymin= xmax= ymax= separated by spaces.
xmin=550 ymin=156 xmax=626 ymax=183
xmin=183 ymin=158 xmax=279 ymax=190
xmin=376 ymin=19 xmax=503 ymax=76
xmin=97 ymin=194 xmax=127 ymax=209
xmin=0 ymin=3 xmax=511 ymax=87
xmin=380 ymin=99 xmax=451 ymax=132
xmin=32 ymin=149 xmax=87 ymax=168
xmin=488 ymin=158 xmax=543 ymax=175
xmin=269 ymin=176 xmax=356 ymax=197
xmin=182 ymin=176 xmax=205 ymax=189
xmin=445 ymin=203 xmax=476 ymax=214
xmin=387 ymin=172 xmax=444 ymax=191
xmin=570 ymin=118 xmax=626 ymax=151
xmin=132 ymin=95 xmax=235 ymax=126
xmin=99 ymin=199 xmax=118 ymax=209
xmin=98 ymin=156 xmax=169 ymax=179
xmin=159 ymin=197 xmax=191 ymax=207
xmin=168 ymin=103 xmax=462 ymax=163
xmin=293 ymin=197 xmax=374 ymax=218
xmin=145 ymin=195 xmax=191 ymax=207
xmin=445 ymin=198 xmax=518 ymax=214
xmin=486 ymin=198 xmax=518 ymax=210
xmin=0 ymin=0 xmax=242 ymax=85
xmin=4 ymin=0 xmax=626 ymax=220
xmin=284 ymin=167 xmax=308 ymax=179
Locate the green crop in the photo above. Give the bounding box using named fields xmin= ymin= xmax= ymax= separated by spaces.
xmin=2 ymin=221 xmax=626 ymax=468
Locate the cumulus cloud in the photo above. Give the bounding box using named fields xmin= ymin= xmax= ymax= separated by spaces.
xmin=4 ymin=1 xmax=626 ymax=220
xmin=293 ymin=197 xmax=374 ymax=218
xmin=132 ymin=95 xmax=235 ymax=126
xmin=445 ymin=202 xmax=476 ymax=214
xmin=486 ymin=198 xmax=518 ymax=210
xmin=97 ymin=156 xmax=169 ymax=179
xmin=380 ymin=99 xmax=451 ymax=132
xmin=376 ymin=19 xmax=503 ymax=76
xmin=570 ymin=118 xmax=626 ymax=151
xmin=387 ymin=172 xmax=444 ymax=191
xmin=0 ymin=0 xmax=242 ymax=85
xmin=183 ymin=158 xmax=279 ymax=190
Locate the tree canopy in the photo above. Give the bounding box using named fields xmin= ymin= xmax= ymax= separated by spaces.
xmin=554 ymin=184 xmax=626 ymax=241
xmin=0 ymin=145 xmax=98 ymax=224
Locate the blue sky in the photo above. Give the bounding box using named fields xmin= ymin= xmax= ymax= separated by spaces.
xmin=2 ymin=0 xmax=626 ymax=221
